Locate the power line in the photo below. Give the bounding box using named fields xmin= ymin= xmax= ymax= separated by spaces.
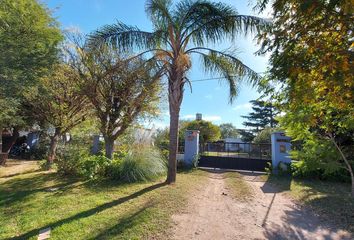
xmin=190 ymin=76 xmax=229 ymax=82
xmin=189 ymin=72 xmax=266 ymax=83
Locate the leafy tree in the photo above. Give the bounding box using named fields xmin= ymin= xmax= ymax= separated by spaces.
xmin=242 ymin=100 xmax=278 ymax=133
xmin=69 ymin=39 xmax=161 ymax=159
xmin=24 ymin=64 xmax=90 ymax=166
xmin=257 ymin=0 xmax=354 ymax=196
xmin=219 ymin=123 xmax=239 ymax=139
xmin=238 ymin=129 xmax=255 ymax=142
xmin=253 ymin=127 xmax=275 ymax=144
xmin=90 ymin=0 xmax=268 ymax=183
xmin=180 ymin=120 xmax=221 ymax=146
xmin=0 ymin=0 xmax=62 ymax=159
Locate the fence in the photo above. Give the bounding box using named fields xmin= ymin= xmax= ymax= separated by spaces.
xmin=200 ymin=142 xmax=271 ymax=160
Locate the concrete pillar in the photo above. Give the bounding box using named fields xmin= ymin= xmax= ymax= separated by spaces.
xmin=184 ymin=130 xmax=200 ymax=166
xmin=271 ymin=132 xmax=292 ymax=173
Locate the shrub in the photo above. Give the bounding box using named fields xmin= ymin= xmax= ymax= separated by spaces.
xmin=290 ymin=138 xmax=351 ymax=182
xmin=80 ymin=155 xmax=111 ymax=179
xmin=56 ymin=143 xmax=112 ymax=179
xmin=56 ymin=145 xmax=89 ymax=176
xmin=55 ymin=142 xmax=166 ymax=182
xmin=110 ymin=144 xmax=167 ymax=182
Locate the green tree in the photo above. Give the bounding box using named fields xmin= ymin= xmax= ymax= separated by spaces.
xmin=219 ymin=123 xmax=239 ymax=139
xmin=90 ymin=0 xmax=268 ymax=183
xmin=180 ymin=120 xmax=221 ymax=146
xmin=24 ymin=64 xmax=90 ymax=166
xmin=238 ymin=129 xmax=255 ymax=142
xmin=242 ymin=100 xmax=278 ymax=133
xmin=257 ymin=0 xmax=354 ymax=196
xmin=253 ymin=127 xmax=275 ymax=144
xmin=0 ymin=0 xmax=62 ymax=160
xmin=69 ymin=39 xmax=161 ymax=159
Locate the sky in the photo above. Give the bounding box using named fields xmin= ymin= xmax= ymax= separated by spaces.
xmin=45 ymin=0 xmax=271 ymax=129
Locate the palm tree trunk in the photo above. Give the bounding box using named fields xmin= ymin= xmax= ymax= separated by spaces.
xmin=104 ymin=137 xmax=114 ymax=159
xmin=166 ymin=69 xmax=183 ymax=184
xmin=48 ymin=128 xmax=61 ymax=168
xmin=167 ymin=105 xmax=179 ymax=183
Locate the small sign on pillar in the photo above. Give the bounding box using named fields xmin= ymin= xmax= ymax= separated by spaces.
xmin=184 ymin=130 xmax=200 ymax=166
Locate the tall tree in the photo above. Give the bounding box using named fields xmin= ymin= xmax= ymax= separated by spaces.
xmin=180 ymin=120 xmax=221 ymax=146
xmin=70 ymin=40 xmax=161 ymax=159
xmin=219 ymin=123 xmax=239 ymax=139
xmin=242 ymin=100 xmax=278 ymax=133
xmin=0 ymin=0 xmax=62 ymax=162
xmin=24 ymin=64 xmax=89 ymax=166
xmin=257 ymin=0 xmax=354 ymax=196
xmin=90 ymin=0 xmax=268 ymax=183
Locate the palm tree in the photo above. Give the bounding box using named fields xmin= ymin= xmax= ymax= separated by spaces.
xmin=90 ymin=0 xmax=269 ymax=184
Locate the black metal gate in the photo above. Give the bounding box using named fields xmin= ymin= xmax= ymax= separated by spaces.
xmin=198 ymin=142 xmax=271 ymax=172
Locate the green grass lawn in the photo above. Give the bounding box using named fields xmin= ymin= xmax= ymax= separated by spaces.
xmin=0 ymin=161 xmax=208 ymax=240
xmin=265 ymin=175 xmax=354 ymax=233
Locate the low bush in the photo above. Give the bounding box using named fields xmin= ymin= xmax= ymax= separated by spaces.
xmin=56 ymin=145 xmax=90 ymax=176
xmin=289 ymin=138 xmax=352 ymax=182
xmin=56 ymin=143 xmax=109 ymax=179
xmin=56 ymin=143 xmax=166 ymax=182
xmin=114 ymin=145 xmax=167 ymax=182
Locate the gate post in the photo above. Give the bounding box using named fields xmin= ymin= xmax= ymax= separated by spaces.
xmin=271 ymin=132 xmax=291 ymax=173
xmin=184 ymin=130 xmax=200 ymax=166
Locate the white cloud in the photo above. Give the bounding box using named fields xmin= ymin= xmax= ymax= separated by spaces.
xmin=233 ymin=103 xmax=252 ymax=111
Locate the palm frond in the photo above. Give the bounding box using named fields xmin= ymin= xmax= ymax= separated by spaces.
xmin=177 ymin=1 xmax=270 ymax=46
xmin=189 ymin=47 xmax=260 ymax=102
xmin=146 ymin=0 xmax=174 ymax=29
xmin=88 ymin=21 xmax=160 ymax=52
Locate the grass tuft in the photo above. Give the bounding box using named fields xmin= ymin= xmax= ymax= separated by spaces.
xmin=222 ymin=171 xmax=253 ymax=201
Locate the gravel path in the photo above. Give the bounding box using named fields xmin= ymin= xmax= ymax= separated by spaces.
xmin=172 ymin=171 xmax=352 ymax=240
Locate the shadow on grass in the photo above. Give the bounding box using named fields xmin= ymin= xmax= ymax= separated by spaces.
xmin=0 ymin=168 xmax=42 ymax=179
xmin=7 ymin=182 xmax=166 ymax=240
xmin=0 ymin=172 xmax=81 ymax=207
xmin=88 ymin=202 xmax=156 ymax=240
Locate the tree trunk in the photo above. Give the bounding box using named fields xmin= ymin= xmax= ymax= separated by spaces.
xmin=3 ymin=126 xmax=20 ymax=153
xmin=166 ymin=68 xmax=184 ymax=184
xmin=330 ymin=135 xmax=354 ymax=198
xmin=0 ymin=125 xmax=4 ymax=165
xmin=167 ymin=106 xmax=179 ymax=184
xmin=47 ymin=128 xmax=61 ymax=168
xmin=0 ymin=125 xmax=2 ymax=153
xmin=104 ymin=137 xmax=114 ymax=159
xmin=352 ymin=178 xmax=354 ymax=198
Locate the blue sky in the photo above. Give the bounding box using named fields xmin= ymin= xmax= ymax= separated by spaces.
xmin=45 ymin=0 xmax=270 ymax=129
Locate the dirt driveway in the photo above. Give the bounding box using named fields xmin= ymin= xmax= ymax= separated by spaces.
xmin=172 ymin=170 xmax=352 ymax=240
